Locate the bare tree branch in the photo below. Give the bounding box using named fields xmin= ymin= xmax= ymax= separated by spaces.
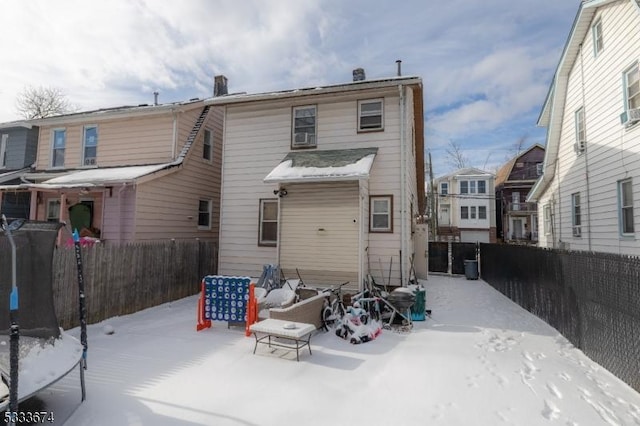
xmin=15 ymin=86 xmax=74 ymax=119
xmin=445 ymin=140 xmax=468 ymax=170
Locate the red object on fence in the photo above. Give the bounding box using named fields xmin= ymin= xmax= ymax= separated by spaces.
xmin=196 ymin=280 xmax=211 ymax=331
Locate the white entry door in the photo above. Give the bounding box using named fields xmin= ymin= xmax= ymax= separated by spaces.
xmin=440 ymin=204 xmax=450 ymax=226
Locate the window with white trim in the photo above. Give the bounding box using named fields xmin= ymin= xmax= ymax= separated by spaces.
xmin=571 ymin=193 xmax=581 ymax=237
xmin=618 ymin=179 xmax=634 ymax=235
xmin=536 ymin=163 xmax=543 ymax=176
xmin=46 ymin=199 xmax=61 ymax=222
xmin=470 ymin=206 xmax=477 ymax=219
xmin=198 ymin=199 xmax=212 ymax=229
xmin=51 ymin=129 xmax=66 ymax=168
xmin=459 ymin=179 xmax=484 ymax=194
xmin=440 ymin=182 xmax=448 ymax=196
xmin=624 ymin=64 xmax=640 ymax=112
xmin=592 ymin=19 xmax=603 ymax=57
xmin=358 ymin=99 xmax=383 ymax=131
xmin=478 ymin=206 xmax=487 ymax=219
xmin=544 ymin=204 xmax=552 ymax=235
xmin=259 ymin=199 xmax=278 ymax=246
xmin=575 ymin=107 xmax=585 ymax=154
xmin=292 ymin=105 xmax=317 ymax=148
xmin=83 ymin=125 xmax=97 ymax=166
xmin=0 ymin=134 xmax=7 ymax=168
xmin=477 ymin=180 xmax=486 ymax=194
xmin=460 ymin=206 xmax=469 ymax=220
xmin=370 ymin=195 xmax=392 ymax=232
xmin=203 ymin=129 xmax=212 ymax=161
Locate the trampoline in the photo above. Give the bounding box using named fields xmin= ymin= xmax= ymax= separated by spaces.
xmin=0 ymin=219 xmax=84 ymax=412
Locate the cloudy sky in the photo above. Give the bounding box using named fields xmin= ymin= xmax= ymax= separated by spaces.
xmin=0 ymin=0 xmax=579 ymax=176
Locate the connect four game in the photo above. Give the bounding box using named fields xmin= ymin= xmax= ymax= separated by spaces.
xmin=197 ymin=275 xmax=257 ymax=336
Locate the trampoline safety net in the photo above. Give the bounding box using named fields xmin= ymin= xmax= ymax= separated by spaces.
xmin=0 ymin=220 xmax=63 ymax=340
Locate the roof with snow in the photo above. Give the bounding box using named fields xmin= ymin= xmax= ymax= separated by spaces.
xmin=263 ymin=148 xmax=378 ymax=184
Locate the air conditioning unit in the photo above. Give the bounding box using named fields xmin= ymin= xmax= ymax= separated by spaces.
xmin=293 ymin=132 xmax=315 ymax=147
xmin=620 ymin=108 xmax=640 ymax=127
xmin=84 ymin=157 xmax=96 ymax=166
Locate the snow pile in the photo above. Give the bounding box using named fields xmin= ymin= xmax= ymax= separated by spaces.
xmin=264 ymin=155 xmax=375 ymax=182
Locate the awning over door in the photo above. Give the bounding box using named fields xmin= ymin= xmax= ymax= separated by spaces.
xmin=264 ymin=147 xmax=378 ymax=184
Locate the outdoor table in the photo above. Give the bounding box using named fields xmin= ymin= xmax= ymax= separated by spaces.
xmin=249 ymin=318 xmax=315 ymax=361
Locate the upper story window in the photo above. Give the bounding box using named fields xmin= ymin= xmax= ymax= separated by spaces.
xmin=440 ymin=182 xmax=448 ymax=196
xmin=51 ymin=129 xmax=66 ymax=168
xmin=358 ymin=99 xmax=383 ymax=131
xmin=574 ymin=107 xmax=586 ymax=154
xmin=477 ymin=180 xmax=486 ymax=194
xmin=621 ymin=63 xmax=640 ymax=127
xmin=536 ymin=163 xmax=543 ymax=176
xmin=0 ymin=134 xmax=7 ymax=168
xmin=46 ymin=199 xmax=61 ymax=222
xmin=292 ymin=105 xmax=317 ymax=149
xmin=571 ymin=192 xmax=582 ymax=237
xmin=478 ymin=206 xmax=487 ymax=220
xmin=592 ymin=19 xmax=603 ymax=57
xmin=618 ymin=179 xmax=634 ymax=236
xmin=203 ymin=129 xmax=212 ymax=161
xmin=460 ymin=179 xmax=486 ymax=194
xmin=460 ymin=206 xmax=469 ymax=219
xmin=83 ymin=125 xmax=97 ymax=166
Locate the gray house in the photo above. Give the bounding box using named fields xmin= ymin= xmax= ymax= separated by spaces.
xmin=0 ymin=122 xmax=38 ymax=218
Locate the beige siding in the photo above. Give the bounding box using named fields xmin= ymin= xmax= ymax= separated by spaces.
xmin=219 ymin=88 xmax=410 ymax=280
xmin=279 ymin=182 xmax=359 ymax=290
xmin=133 ymin=107 xmax=223 ymax=242
xmin=543 ymin=0 xmax=640 ymax=253
xmin=36 ymin=115 xmax=175 ymax=169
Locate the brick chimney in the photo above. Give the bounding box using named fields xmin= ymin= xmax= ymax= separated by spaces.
xmin=352 ymin=68 xmax=366 ymax=81
xmin=214 ymin=75 xmax=228 ymax=97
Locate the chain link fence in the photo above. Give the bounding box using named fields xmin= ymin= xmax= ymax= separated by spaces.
xmin=480 ymin=243 xmax=640 ymax=392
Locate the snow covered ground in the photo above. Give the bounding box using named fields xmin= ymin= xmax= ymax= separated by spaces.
xmin=22 ymin=275 xmax=640 ymax=425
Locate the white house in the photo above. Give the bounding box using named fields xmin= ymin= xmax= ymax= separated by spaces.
xmin=434 ymin=167 xmax=496 ymax=243
xmin=528 ymin=0 xmax=640 ymax=254
xmin=205 ymin=73 xmax=425 ymax=290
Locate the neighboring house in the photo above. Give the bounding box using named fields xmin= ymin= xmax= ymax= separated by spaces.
xmin=0 ymin=122 xmax=39 ymax=218
xmin=205 ymin=73 xmax=425 ymax=289
xmin=495 ymin=144 xmax=545 ymax=243
xmin=0 ymin=94 xmax=223 ymax=244
xmin=528 ymin=0 xmax=640 ymax=254
xmin=434 ymin=167 xmax=496 ymax=243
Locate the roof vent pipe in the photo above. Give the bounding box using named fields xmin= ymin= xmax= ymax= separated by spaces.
xmin=153 ymin=91 xmax=159 ymax=106
xmin=352 ymin=68 xmax=366 ymax=81
xmin=396 ymin=60 xmax=402 ymax=76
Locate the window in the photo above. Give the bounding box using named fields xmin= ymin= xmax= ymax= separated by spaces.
xmin=52 ymin=129 xmax=66 ymax=167
xmin=83 ymin=125 xmax=97 ymax=166
xmin=571 ymin=193 xmax=581 ymax=237
xmin=470 ymin=206 xmax=477 ymax=219
xmin=619 ymin=179 xmax=634 ymax=235
xmin=440 ymin=182 xmax=448 ymax=196
xmin=0 ymin=134 xmax=7 ymax=168
xmin=460 ymin=181 xmax=468 ymax=194
xmin=460 ymin=206 xmax=469 ymax=220
xmin=575 ymin=107 xmax=586 ymax=154
xmin=536 ymin=163 xmax=543 ymax=176
xmin=477 ymin=180 xmax=486 ymax=194
xmin=292 ymin=105 xmax=317 ymax=148
xmin=46 ymin=199 xmax=60 ymax=222
xmin=624 ymin=64 xmax=640 ymax=111
xmin=592 ymin=19 xmax=603 ymax=56
xmin=358 ymin=99 xmax=383 ymax=131
xmin=478 ymin=206 xmax=487 ymax=219
xmin=198 ymin=199 xmax=212 ymax=229
xmin=203 ymin=129 xmax=212 ymax=161
xmin=259 ymin=199 xmax=278 ymax=245
xmin=544 ymin=204 xmax=552 ymax=235
xmin=370 ymin=195 xmax=393 ymax=232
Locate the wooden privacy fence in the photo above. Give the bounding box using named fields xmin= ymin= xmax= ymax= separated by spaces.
xmin=52 ymin=240 xmax=217 ymax=329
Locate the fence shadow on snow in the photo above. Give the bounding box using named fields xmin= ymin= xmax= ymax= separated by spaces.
xmin=480 ymin=243 xmax=640 ymax=392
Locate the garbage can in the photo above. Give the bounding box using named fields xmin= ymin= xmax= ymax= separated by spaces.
xmin=464 ymin=259 xmax=479 ymax=280
xmin=410 ymin=287 xmax=426 ymax=321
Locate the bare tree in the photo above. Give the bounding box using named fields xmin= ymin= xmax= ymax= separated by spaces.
xmin=15 ymin=86 xmax=74 ymax=119
xmin=509 ymin=134 xmax=528 ymax=158
xmin=445 ymin=140 xmax=469 ymax=170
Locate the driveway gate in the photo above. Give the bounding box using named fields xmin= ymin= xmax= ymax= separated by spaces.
xmin=428 ymin=241 xmax=448 ymax=273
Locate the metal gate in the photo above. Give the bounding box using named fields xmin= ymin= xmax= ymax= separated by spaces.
xmin=428 ymin=241 xmax=448 ymax=273
xmin=451 ymin=242 xmax=478 ymax=275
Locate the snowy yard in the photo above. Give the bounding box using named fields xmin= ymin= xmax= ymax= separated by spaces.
xmin=26 ymin=275 xmax=640 ymax=425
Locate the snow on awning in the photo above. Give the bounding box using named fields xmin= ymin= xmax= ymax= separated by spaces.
xmin=26 ymin=163 xmax=170 ymax=190
xmin=263 ymin=148 xmax=378 ymax=184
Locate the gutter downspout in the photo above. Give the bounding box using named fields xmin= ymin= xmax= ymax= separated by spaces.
xmin=219 ymin=106 xmax=228 ymax=274
xmin=358 ymin=180 xmax=364 ymax=291
xmin=399 ymin=84 xmax=406 ymax=286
